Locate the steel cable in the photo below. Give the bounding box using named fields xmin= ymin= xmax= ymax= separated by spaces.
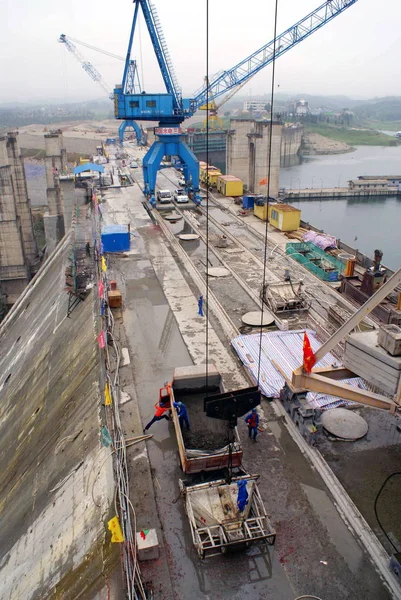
xmin=205 ymin=0 xmax=210 ymax=389
xmin=257 ymin=0 xmax=280 ymax=385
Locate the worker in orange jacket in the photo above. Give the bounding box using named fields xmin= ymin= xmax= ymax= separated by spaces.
xmin=144 ymin=400 xmax=171 ymax=432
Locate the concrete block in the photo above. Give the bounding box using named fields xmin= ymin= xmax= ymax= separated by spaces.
xmin=136 ymin=529 xmax=160 ymax=561
xmin=378 ymin=325 xmax=401 ymax=356
xmin=344 ymin=330 xmax=401 ymax=395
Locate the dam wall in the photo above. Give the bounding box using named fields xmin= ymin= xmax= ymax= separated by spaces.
xmin=0 ymin=236 xmax=120 ymax=599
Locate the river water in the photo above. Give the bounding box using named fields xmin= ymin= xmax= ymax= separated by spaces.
xmin=279 ymin=146 xmax=401 ymax=269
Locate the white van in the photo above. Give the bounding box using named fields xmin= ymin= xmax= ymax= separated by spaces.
xmin=157 ymin=189 xmax=173 ymax=204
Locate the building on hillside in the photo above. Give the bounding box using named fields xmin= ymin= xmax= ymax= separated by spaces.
xmin=243 ymin=100 xmax=269 ymax=113
xmin=295 ymin=99 xmax=309 ymax=116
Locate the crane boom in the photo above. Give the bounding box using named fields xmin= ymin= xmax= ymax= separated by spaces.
xmin=193 ymin=0 xmax=358 ymax=109
xmin=122 ymin=0 xmax=181 ymax=107
xmin=62 ymin=35 xmax=124 ymax=61
xmin=59 ymin=34 xmax=112 ymax=97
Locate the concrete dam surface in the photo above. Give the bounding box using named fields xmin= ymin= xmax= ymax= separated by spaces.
xmin=0 ymin=238 xmax=119 ymax=599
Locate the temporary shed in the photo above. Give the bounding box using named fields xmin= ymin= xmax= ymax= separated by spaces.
xmin=268 ymin=203 xmax=301 ymax=231
xmin=101 ymin=224 xmax=130 ymax=253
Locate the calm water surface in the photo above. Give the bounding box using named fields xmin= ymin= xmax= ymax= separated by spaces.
xmin=280 ymin=146 xmax=401 ymax=269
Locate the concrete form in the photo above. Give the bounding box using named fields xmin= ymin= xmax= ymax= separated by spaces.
xmin=226 ymin=118 xmax=282 ymax=197
xmin=0 ymin=135 xmax=30 ymax=303
xmin=44 ymin=131 xmax=65 ymax=253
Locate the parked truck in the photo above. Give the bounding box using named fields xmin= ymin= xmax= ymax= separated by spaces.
xmin=167 ymin=364 xmax=276 ymax=558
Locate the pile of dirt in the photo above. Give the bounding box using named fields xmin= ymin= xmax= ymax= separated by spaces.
xmin=183 ymin=428 xmax=230 ymax=451
xmin=176 ymin=391 xmax=230 ymax=451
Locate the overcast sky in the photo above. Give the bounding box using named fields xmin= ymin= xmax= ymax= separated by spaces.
xmin=1 ymin=0 xmax=400 ymax=104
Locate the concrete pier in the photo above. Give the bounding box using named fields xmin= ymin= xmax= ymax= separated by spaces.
xmin=226 ymin=119 xmax=282 ymax=197
xmin=44 ymin=131 xmax=65 ymax=253
xmin=0 ymin=135 xmax=30 ymax=303
xmin=6 ymin=131 xmax=39 ymax=271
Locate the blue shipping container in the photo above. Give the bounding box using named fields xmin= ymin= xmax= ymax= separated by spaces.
xmin=101 ymin=225 xmax=130 ymax=253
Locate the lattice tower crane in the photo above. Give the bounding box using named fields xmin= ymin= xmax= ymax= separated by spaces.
xmin=59 ymin=33 xmax=145 ymax=143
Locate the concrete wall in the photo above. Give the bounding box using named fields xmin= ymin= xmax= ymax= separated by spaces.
xmin=281 ymin=125 xmax=303 ymax=167
xmin=0 ymin=238 xmax=120 ymax=599
xmin=226 ymin=119 xmax=282 ymax=197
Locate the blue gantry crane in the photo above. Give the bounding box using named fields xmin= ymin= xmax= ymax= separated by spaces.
xmin=114 ymin=0 xmax=358 ymax=204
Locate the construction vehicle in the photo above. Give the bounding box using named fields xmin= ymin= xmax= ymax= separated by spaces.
xmin=170 ymin=365 xmax=243 ymax=474
xmin=165 ymin=364 xmax=276 ymax=558
xmin=114 ymin=0 xmax=358 ymax=202
xmin=278 ymin=266 xmax=401 ymax=446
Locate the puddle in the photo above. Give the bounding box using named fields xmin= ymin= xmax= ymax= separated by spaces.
xmin=301 ymin=483 xmax=364 ymax=575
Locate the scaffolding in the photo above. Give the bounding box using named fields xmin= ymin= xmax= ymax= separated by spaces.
xmin=65 ymin=203 xmax=94 ymax=317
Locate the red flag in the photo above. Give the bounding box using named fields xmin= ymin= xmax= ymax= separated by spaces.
xmin=303 ymin=332 xmax=316 ymax=373
xmin=259 ymin=177 xmax=268 ymax=186
xmin=98 ymin=281 xmax=105 ymax=298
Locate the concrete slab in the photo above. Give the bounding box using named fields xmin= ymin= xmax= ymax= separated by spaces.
xmin=242 ymin=310 xmax=275 ymax=326
xmin=205 ymin=266 xmax=231 ymax=277
xmin=321 ymin=408 xmax=369 ymax=440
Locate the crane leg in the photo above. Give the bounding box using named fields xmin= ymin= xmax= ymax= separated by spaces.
xmin=142 ymin=134 xmax=200 ymax=203
xmin=118 ymin=120 xmax=143 ymax=145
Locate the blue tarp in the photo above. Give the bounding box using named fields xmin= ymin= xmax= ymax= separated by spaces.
xmin=74 ymin=163 xmax=104 ymax=175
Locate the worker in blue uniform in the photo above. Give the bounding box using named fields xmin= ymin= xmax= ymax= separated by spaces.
xmin=237 ymin=479 xmax=249 ymax=512
xmin=173 ymin=401 xmax=190 ymax=430
xmin=198 ymin=295 xmax=204 ymax=317
xmin=245 ymin=408 xmax=259 ymax=441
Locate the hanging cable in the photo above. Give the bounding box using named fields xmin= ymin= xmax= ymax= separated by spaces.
xmin=205 ymin=0 xmax=210 ymax=387
xmin=373 ymin=471 xmax=401 ymax=553
xmin=257 ymin=0 xmax=279 ymax=385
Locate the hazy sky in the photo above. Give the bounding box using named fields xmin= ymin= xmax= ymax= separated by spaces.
xmin=2 ymin=0 xmax=401 ymax=103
